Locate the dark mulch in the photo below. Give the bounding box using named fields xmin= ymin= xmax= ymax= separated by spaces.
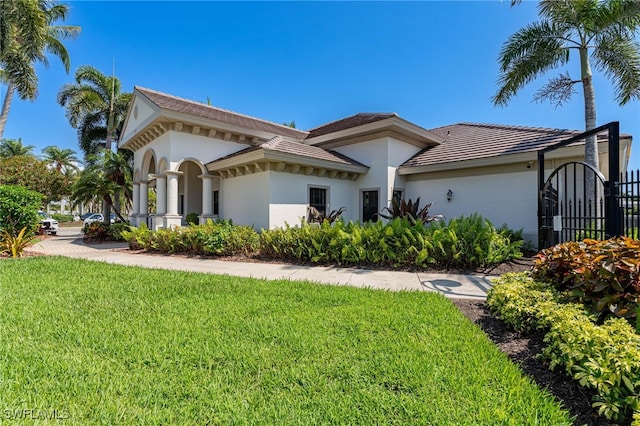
xmin=452 ymin=299 xmax=611 ymax=426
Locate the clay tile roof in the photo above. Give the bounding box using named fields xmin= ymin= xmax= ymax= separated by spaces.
xmin=135 ymin=86 xmax=308 ymax=140
xmin=208 ymin=136 xmax=368 ymax=168
xmin=306 ymin=112 xmax=397 ymax=139
xmin=401 ymin=122 xmax=605 ymax=168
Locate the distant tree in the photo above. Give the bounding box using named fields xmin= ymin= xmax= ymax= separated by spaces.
xmin=57 ymin=65 xmax=132 ymax=160
xmin=41 ymin=145 xmax=80 ymax=172
xmin=0 ymin=138 xmax=35 ymax=158
xmin=0 ymin=0 xmax=80 ymax=139
xmin=493 ymin=0 xmax=640 ymax=172
xmin=0 ymin=155 xmax=68 ymax=203
xmin=282 ymin=121 xmax=296 ymax=128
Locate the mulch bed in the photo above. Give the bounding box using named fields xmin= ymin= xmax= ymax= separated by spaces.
xmin=452 ymin=299 xmax=610 ymax=426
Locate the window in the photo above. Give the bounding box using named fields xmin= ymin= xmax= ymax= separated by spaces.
xmin=213 ymin=190 xmax=219 ymax=215
xmin=362 ymin=190 xmax=379 ymax=222
xmin=309 ymin=187 xmax=327 ymax=218
xmin=392 ymin=189 xmax=403 ymax=206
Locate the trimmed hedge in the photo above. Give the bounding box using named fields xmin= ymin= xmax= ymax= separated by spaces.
xmin=487 ymin=273 xmax=640 ymax=423
xmin=0 ymin=185 xmax=42 ymax=236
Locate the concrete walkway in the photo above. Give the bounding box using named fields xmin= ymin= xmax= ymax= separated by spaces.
xmin=26 ymin=227 xmax=497 ymax=300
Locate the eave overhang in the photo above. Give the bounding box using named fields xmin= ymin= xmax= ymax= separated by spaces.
xmin=206 ymin=149 xmax=369 ymax=180
xmin=305 ymin=116 xmax=444 ymax=149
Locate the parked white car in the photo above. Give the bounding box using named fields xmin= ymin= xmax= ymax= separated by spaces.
xmin=83 ymin=213 xmax=115 ymax=226
xmin=37 ymin=211 xmax=58 ymax=235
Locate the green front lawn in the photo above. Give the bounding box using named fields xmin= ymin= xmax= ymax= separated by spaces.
xmin=0 ymin=257 xmax=572 ymax=425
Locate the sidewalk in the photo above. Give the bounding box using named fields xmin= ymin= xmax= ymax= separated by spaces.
xmin=26 ymin=227 xmax=497 ymax=300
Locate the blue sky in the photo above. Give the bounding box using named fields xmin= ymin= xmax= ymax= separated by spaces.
xmin=3 ymin=1 xmax=639 ymax=169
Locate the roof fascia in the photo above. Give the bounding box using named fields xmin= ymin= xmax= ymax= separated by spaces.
xmin=306 ymin=116 xmax=444 ymax=147
xmin=206 ymin=149 xmax=368 ymax=174
xmin=398 ymin=142 xmax=608 ymax=175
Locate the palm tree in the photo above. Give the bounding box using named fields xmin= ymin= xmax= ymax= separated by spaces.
xmin=73 ymin=150 xmax=132 ymax=224
xmin=0 ymin=138 xmax=35 ymax=158
xmin=493 ymin=0 xmax=640 ymax=171
xmin=0 ymin=0 xmax=80 ymax=139
xmin=57 ymin=65 xmax=132 ymax=160
xmin=41 ymin=145 xmax=80 ymax=172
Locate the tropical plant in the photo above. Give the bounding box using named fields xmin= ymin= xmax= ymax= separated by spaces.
xmin=494 ymin=0 xmax=640 ymax=172
xmin=57 ymin=65 xmax=132 ymax=159
xmin=307 ymin=206 xmax=345 ymax=224
xmin=72 ymin=151 xmax=132 ymax=224
xmin=0 ymin=0 xmax=80 ymax=138
xmin=379 ymin=197 xmax=441 ymax=225
xmin=0 ymin=138 xmax=35 ymax=158
xmin=0 ymin=226 xmax=35 ymax=258
xmin=41 ymin=145 xmax=80 ymax=172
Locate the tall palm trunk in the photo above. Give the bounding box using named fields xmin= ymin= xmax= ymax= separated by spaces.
xmin=0 ymin=83 xmax=15 ymax=140
xmin=580 ymin=47 xmax=599 ymax=171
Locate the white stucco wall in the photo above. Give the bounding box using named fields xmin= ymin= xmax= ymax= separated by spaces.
xmin=334 ymin=137 xmax=422 ymax=221
xmin=221 ymin=172 xmax=270 ymax=230
xmin=267 ymin=172 xmax=357 ymax=228
xmin=406 ymin=168 xmax=539 ymax=245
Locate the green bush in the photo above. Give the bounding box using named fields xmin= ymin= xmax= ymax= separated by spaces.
xmin=82 ymin=221 xmax=128 ymax=242
xmin=488 ymin=273 xmax=640 ymax=423
xmin=533 ymin=237 xmax=640 ymax=321
xmin=0 ymin=185 xmax=43 ymax=237
xmin=52 ymin=213 xmax=75 ymax=222
xmin=260 ymin=215 xmax=522 ymax=269
xmin=185 ymin=212 xmax=199 ymax=225
xmin=121 ymin=220 xmax=259 ymax=256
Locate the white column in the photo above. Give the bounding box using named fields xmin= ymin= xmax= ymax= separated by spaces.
xmin=164 ymin=170 xmax=183 ymax=228
xmin=155 ymin=175 xmax=167 ymax=215
xmin=199 ymin=174 xmax=215 ymax=224
xmin=139 ymin=180 xmax=149 ymax=227
xmin=131 ymin=182 xmax=140 ymax=225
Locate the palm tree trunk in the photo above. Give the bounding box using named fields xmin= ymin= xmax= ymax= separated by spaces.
xmin=580 ymin=48 xmax=599 ymax=171
xmin=0 ymin=83 xmax=15 ymax=140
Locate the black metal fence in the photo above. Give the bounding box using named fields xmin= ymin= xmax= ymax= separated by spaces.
xmin=618 ymin=169 xmax=640 ymax=239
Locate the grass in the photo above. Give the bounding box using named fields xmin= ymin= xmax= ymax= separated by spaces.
xmin=0 ymin=257 xmax=573 ymax=425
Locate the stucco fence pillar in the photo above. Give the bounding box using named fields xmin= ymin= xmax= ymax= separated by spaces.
xmin=199 ymin=174 xmax=216 ymax=224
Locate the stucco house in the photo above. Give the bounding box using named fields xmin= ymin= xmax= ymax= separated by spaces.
xmin=119 ymin=87 xmax=632 ymax=246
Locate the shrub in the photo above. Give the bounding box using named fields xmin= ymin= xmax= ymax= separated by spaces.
xmin=0 ymin=185 xmax=43 ymax=236
xmin=185 ymin=212 xmax=199 ymax=225
xmin=51 ymin=213 xmax=74 ymax=222
xmin=121 ymin=220 xmax=259 ymax=256
xmin=260 ymin=215 xmax=523 ymax=269
xmin=532 ymin=237 xmax=640 ymax=321
xmin=488 ymin=274 xmax=640 ymax=423
xmin=82 ymin=222 xmax=128 ymax=242
xmin=378 ymin=197 xmax=440 ymax=224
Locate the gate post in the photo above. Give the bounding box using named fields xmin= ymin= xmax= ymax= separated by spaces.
xmin=605 ymin=122 xmax=621 ymax=238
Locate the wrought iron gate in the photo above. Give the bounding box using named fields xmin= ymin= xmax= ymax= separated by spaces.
xmin=538 ymin=122 xmax=622 ymax=249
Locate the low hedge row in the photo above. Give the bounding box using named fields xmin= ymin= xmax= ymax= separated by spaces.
xmin=487 ymin=273 xmax=640 ymax=424
xmin=120 ymin=214 xmax=523 ymax=269
xmin=121 ymin=220 xmax=259 ymax=256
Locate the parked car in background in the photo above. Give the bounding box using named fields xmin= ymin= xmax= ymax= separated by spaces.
xmin=83 ymin=213 xmax=116 ymax=226
xmin=37 ymin=211 xmax=59 ymax=235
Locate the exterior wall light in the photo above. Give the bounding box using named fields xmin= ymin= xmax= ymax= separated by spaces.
xmin=447 ymin=189 xmax=453 ymax=202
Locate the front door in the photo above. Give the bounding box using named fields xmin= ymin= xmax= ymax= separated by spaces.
xmin=362 ymin=190 xmax=379 ymax=222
